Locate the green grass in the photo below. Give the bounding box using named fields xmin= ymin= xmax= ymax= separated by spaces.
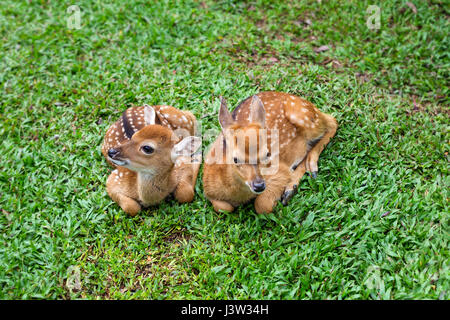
xmin=0 ymin=0 xmax=448 ymax=299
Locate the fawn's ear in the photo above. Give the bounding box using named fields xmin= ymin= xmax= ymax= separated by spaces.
xmin=249 ymin=95 xmax=265 ymax=128
xmin=171 ymin=136 xmax=202 ymax=162
xmin=218 ymin=96 xmax=234 ymax=130
xmin=143 ymin=105 xmax=156 ymax=125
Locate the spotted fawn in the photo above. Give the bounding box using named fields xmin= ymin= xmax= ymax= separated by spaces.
xmin=202 ymin=92 xmax=337 ymax=214
xmin=102 ymin=105 xmax=201 ymax=216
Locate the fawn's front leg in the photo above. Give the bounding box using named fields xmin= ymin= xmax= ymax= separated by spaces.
xmin=211 ymin=199 xmax=235 ymax=212
xmin=254 ymin=164 xmax=291 ymax=214
xmin=106 ymin=171 xmax=141 ymax=216
xmin=111 ymin=193 xmax=141 ymax=216
xmin=172 ymin=159 xmax=200 ymax=203
xmin=174 ymin=179 xmax=195 ymax=203
xmin=281 ymin=161 xmax=307 ymax=206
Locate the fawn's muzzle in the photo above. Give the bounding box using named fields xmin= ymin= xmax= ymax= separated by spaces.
xmin=251 ymin=179 xmax=266 ymax=193
xmin=108 ymin=148 xmax=120 ymax=159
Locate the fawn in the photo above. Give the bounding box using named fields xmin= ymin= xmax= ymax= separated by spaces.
xmin=102 ymin=104 xmax=201 ymax=216
xmin=203 ymin=91 xmax=337 ymax=214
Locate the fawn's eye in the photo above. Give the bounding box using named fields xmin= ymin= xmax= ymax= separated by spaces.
xmin=266 ymin=152 xmax=271 ymax=158
xmin=141 ymin=145 xmax=154 ymax=154
xmin=233 ymin=157 xmax=239 ymax=164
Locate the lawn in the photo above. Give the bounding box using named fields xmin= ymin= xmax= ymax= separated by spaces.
xmin=0 ymin=0 xmax=448 ymax=299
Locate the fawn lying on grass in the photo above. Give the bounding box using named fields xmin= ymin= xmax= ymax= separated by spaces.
xmin=203 ymin=91 xmax=337 ymax=214
xmin=102 ymin=105 xmax=201 ymax=216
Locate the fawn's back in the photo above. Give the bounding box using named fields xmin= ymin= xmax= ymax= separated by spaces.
xmin=232 ymin=91 xmax=326 ymax=150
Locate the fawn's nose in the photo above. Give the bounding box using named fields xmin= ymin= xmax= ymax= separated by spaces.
xmin=251 ymin=180 xmax=266 ymax=193
xmin=108 ymin=148 xmax=120 ymax=159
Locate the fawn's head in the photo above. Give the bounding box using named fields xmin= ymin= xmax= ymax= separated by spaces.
xmin=108 ymin=106 xmax=201 ymax=174
xmin=219 ymin=96 xmax=270 ymax=194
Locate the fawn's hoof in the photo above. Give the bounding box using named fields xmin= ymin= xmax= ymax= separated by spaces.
xmin=311 ymin=171 xmax=318 ymax=179
xmin=281 ymin=184 xmax=297 ymax=206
